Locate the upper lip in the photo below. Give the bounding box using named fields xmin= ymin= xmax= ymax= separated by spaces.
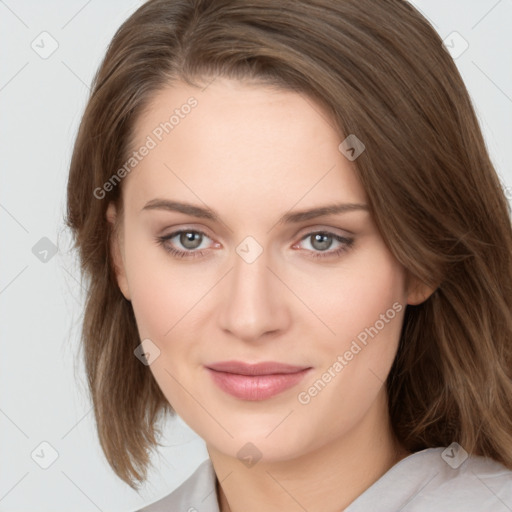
xmin=206 ymin=360 xmax=311 ymax=376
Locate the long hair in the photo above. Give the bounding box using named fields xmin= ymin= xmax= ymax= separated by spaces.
xmin=65 ymin=0 xmax=512 ymax=489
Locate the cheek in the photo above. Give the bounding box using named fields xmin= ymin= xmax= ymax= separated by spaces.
xmin=294 ymin=252 xmax=406 ymax=441
xmin=293 ymin=241 xmax=406 ymax=415
xmin=123 ymin=228 xmax=211 ymax=339
xmin=346 ymin=265 xmax=405 ymax=374
xmin=299 ymin=241 xmax=407 ymax=348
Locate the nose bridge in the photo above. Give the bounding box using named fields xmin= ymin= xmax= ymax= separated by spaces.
xmin=217 ymin=240 xmax=288 ymax=341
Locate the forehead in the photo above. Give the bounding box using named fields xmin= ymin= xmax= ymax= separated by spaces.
xmin=123 ymin=77 xmax=367 ymax=218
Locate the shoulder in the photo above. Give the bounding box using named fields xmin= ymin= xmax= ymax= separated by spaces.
xmin=346 ymin=445 xmax=512 ymax=511
xmin=137 ymin=458 xmax=219 ymax=512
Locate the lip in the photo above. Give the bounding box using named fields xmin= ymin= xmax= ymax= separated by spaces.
xmin=207 ymin=360 xmax=309 ymax=375
xmin=205 ymin=360 xmax=312 ymax=401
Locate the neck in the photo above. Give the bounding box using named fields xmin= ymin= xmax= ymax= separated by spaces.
xmin=209 ymin=388 xmax=410 ymax=512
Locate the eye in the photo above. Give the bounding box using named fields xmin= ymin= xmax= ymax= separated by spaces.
xmin=155 ymin=229 xmax=215 ymax=259
xmin=155 ymin=228 xmax=354 ymax=261
xmin=293 ymin=231 xmax=354 ymax=259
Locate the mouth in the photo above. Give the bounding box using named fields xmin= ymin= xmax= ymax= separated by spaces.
xmin=205 ymin=360 xmax=312 ymax=401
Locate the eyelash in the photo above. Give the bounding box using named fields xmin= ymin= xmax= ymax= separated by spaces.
xmin=155 ymin=229 xmax=354 ymax=260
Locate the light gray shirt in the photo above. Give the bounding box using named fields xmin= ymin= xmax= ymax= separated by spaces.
xmin=137 ymin=446 xmax=512 ymax=511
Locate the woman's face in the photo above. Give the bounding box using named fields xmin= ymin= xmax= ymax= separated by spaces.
xmin=109 ymin=77 xmax=422 ymax=463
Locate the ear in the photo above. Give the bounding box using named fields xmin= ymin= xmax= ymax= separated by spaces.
xmin=106 ymin=202 xmax=131 ymax=301
xmin=405 ymin=270 xmax=438 ymax=306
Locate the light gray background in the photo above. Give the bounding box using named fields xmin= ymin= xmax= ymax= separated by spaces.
xmin=1 ymin=1 xmax=511 ymax=511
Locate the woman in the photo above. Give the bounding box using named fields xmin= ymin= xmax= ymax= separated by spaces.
xmin=66 ymin=0 xmax=512 ymax=510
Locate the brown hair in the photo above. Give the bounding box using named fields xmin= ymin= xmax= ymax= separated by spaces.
xmin=66 ymin=0 xmax=512 ymax=490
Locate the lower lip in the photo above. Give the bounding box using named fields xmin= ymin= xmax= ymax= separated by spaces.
xmin=206 ymin=367 xmax=311 ymax=401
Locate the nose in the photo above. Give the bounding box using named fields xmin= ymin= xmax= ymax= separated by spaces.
xmin=217 ymin=245 xmax=291 ymax=343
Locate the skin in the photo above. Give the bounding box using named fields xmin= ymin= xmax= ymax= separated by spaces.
xmin=107 ymin=77 xmax=434 ymax=512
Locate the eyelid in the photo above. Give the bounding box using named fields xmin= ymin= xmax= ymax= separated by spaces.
xmin=158 ymin=223 xmax=214 ymax=237
xmin=294 ymin=223 xmax=354 ymax=238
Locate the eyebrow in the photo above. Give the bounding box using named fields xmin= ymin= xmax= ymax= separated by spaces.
xmin=142 ymin=199 xmax=369 ymax=224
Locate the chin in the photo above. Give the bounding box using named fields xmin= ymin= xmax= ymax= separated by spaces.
xmin=205 ymin=416 xmax=315 ymax=463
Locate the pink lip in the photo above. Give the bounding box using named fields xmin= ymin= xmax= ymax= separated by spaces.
xmin=205 ymin=360 xmax=312 ymax=401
